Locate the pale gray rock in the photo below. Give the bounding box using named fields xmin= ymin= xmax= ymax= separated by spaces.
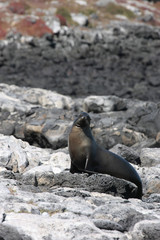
xmin=92 ymin=197 xmax=159 ymax=231
xmin=0 ymin=89 xmax=35 ymax=113
xmin=131 ymin=220 xmax=160 ymax=240
xmin=96 ymin=0 xmax=116 ymax=7
xmin=36 ymin=88 xmax=74 ymax=110
xmin=93 ymin=219 xmax=124 ymax=232
xmin=71 ymin=13 xmax=88 ymax=26
xmin=50 ymin=19 xmax=61 ymax=33
xmin=140 ymin=148 xmax=160 ymax=167
xmin=0 ymin=83 xmax=160 ymax=239
xmin=1 ymin=212 xmax=109 ymax=240
xmin=147 ymin=193 xmax=160 ymax=203
xmin=138 ymin=166 xmax=160 ymax=196
xmin=83 ymin=96 xmax=117 ymax=113
xmin=0 ymin=174 xmax=160 ymax=240
xmin=64 ymin=197 xmax=94 ymax=216
xmin=75 ymin=0 xmax=87 ymax=6
xmin=0 ymin=134 xmax=29 ymax=173
xmin=22 ymin=165 xmax=55 ymax=187
xmin=1 ymin=84 xmax=159 ymax=150
xmin=49 ymin=150 xmax=70 ymax=173
xmin=0 ymin=134 xmax=51 ymax=173
xmin=0 ymin=83 xmax=74 ymax=110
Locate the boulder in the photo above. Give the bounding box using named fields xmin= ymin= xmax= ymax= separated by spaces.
xmin=71 ymin=13 xmax=88 ymax=26
xmin=110 ymin=144 xmax=140 ymax=165
xmin=53 ymin=172 xmax=139 ymax=199
xmin=0 ymin=134 xmax=52 ymax=173
xmin=131 ymin=220 xmax=160 ymax=240
xmin=22 ymin=165 xmax=55 ymax=187
xmin=140 ymin=148 xmax=160 ymax=167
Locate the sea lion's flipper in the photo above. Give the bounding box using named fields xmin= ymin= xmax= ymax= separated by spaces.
xmin=70 ymin=162 xmax=83 ymax=173
xmin=135 ymin=180 xmax=143 ymax=199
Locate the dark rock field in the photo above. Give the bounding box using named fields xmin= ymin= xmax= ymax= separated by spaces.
xmin=0 ymin=23 xmax=160 ymax=102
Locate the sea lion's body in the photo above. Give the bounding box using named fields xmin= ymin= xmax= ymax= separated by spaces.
xmin=68 ymin=112 xmax=142 ymax=199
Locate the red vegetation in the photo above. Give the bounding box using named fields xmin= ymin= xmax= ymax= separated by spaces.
xmin=15 ymin=17 xmax=53 ymax=37
xmin=56 ymin=14 xmax=67 ymax=26
xmin=0 ymin=26 xmax=7 ymax=39
xmin=8 ymin=1 xmax=29 ymax=15
xmin=0 ymin=20 xmax=8 ymax=39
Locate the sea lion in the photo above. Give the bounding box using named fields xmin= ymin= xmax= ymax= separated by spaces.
xmin=68 ymin=112 xmax=142 ymax=199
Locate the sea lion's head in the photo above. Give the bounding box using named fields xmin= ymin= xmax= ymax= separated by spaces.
xmin=73 ymin=112 xmax=91 ymax=128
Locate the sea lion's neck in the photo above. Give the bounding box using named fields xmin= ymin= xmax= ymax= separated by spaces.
xmin=81 ymin=126 xmax=93 ymax=139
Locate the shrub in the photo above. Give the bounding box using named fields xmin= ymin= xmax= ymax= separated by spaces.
xmin=0 ymin=20 xmax=8 ymax=39
xmin=81 ymin=8 xmax=96 ymax=16
xmin=104 ymin=3 xmax=135 ymax=19
xmin=56 ymin=7 xmax=74 ymax=25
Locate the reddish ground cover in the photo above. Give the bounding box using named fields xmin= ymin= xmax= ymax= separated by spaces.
xmin=8 ymin=1 xmax=29 ymax=15
xmin=15 ymin=17 xmax=53 ymax=37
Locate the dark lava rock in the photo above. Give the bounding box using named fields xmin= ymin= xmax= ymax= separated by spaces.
xmin=110 ymin=144 xmax=141 ymax=165
xmin=53 ymin=172 xmax=139 ymax=199
xmin=0 ymin=24 xmax=160 ymax=102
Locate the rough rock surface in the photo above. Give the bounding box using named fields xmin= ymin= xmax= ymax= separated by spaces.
xmin=0 ymin=84 xmax=160 ymax=239
xmin=0 ymin=23 xmax=160 ymax=102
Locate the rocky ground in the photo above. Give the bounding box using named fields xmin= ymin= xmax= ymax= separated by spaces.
xmin=0 ymin=1 xmax=160 ymax=102
xmin=0 ymin=23 xmax=160 ymax=102
xmin=0 ymin=1 xmax=160 ymax=239
xmin=0 ymin=83 xmax=160 ymax=239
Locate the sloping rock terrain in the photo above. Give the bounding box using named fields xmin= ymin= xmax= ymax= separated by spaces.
xmin=0 ymin=1 xmax=160 ymax=239
xmin=0 ymin=23 xmax=160 ymax=102
xmin=0 ymin=84 xmax=160 ymax=239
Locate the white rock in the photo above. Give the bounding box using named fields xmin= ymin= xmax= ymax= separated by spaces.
xmin=0 ymin=83 xmax=74 ymax=110
xmin=2 ymin=213 xmax=105 ymax=240
xmin=51 ymin=20 xmax=61 ymax=33
xmin=64 ymin=197 xmax=95 ymax=216
xmin=0 ymin=91 xmax=34 ymax=113
xmin=0 ymin=134 xmax=51 ymax=173
xmin=138 ymin=166 xmax=160 ymax=195
xmin=96 ymin=0 xmax=116 ymax=7
xmin=140 ymin=148 xmax=160 ymax=167
xmin=132 ymin=219 xmax=160 ymax=240
xmin=83 ymin=95 xmax=118 ymax=112
xmin=22 ymin=165 xmax=54 ymax=186
xmin=49 ymin=151 xmax=70 ymax=173
xmin=116 ymin=15 xmax=128 ymax=20
xmin=71 ymin=13 xmax=88 ymax=26
xmin=35 ymin=88 xmax=73 ymax=109
xmin=75 ymin=0 xmax=87 ymax=6
xmin=0 ymin=135 xmax=28 ymax=173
